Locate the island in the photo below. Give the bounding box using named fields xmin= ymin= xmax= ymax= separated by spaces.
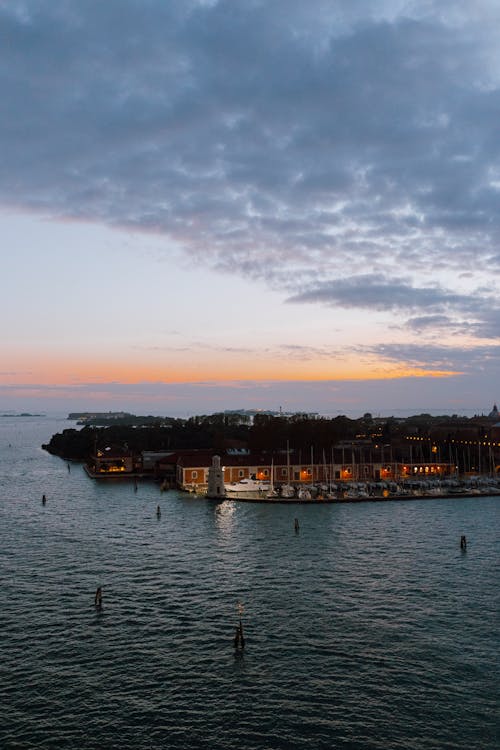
xmin=1 ymin=412 xmax=45 ymax=417
xmin=41 ymin=408 xmax=500 ymax=500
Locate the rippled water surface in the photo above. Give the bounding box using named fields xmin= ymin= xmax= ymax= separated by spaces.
xmin=1 ymin=417 xmax=498 ymax=749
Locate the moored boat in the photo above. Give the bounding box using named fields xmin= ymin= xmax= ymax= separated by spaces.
xmin=225 ymin=478 xmax=270 ymax=495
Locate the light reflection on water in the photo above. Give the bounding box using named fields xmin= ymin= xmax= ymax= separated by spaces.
xmin=214 ymin=497 xmax=236 ymax=535
xmin=0 ymin=417 xmax=498 ymax=750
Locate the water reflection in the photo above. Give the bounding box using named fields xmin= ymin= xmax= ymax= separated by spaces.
xmin=213 ymin=500 xmax=236 ymax=534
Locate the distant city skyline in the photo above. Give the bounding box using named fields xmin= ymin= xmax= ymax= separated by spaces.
xmin=2 ymin=2 xmax=500 ymax=416
xmin=2 ymin=402 xmax=499 ymax=425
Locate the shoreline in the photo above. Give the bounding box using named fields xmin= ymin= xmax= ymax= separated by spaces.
xmin=206 ymin=490 xmax=500 ymax=504
xmin=82 ymin=465 xmax=500 ymax=503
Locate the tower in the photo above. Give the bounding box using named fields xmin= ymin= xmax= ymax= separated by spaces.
xmin=488 ymin=403 xmax=499 ymax=419
xmin=206 ymin=455 xmax=226 ymax=499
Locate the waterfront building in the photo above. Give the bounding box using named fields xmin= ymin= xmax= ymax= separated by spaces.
xmin=173 ymin=450 xmax=456 ymax=492
xmin=89 ymin=445 xmax=135 ymax=474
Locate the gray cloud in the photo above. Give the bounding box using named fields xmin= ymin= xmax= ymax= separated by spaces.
xmin=286 ymin=274 xmax=500 ymax=337
xmin=364 ymin=342 xmax=500 ymax=374
xmin=405 ymin=314 xmax=470 ymax=335
xmin=2 ymin=1 xmax=500 ymax=338
xmin=286 ymin=276 xmax=469 ymax=312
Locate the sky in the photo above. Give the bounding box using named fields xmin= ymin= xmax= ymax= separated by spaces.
xmin=1 ymin=0 xmax=500 ymax=418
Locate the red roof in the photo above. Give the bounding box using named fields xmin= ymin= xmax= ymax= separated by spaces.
xmin=174 ymin=451 xmax=284 ymax=469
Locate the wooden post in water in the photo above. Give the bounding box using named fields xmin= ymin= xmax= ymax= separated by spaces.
xmin=234 ymin=601 xmax=245 ymax=650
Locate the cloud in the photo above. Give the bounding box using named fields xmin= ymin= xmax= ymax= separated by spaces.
xmin=286 ymin=274 xmax=500 ymax=337
xmin=1 ymin=0 xmax=500 ymax=338
xmin=405 ymin=314 xmax=469 ymax=334
xmin=286 ymin=275 xmax=468 ymax=312
xmin=364 ymin=342 xmax=500 ymax=374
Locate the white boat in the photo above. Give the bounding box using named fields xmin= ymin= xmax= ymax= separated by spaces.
xmin=297 ymin=487 xmax=312 ymax=500
xmin=345 ymin=483 xmax=369 ymax=499
xmin=266 ymin=460 xmax=279 ymax=498
xmin=225 ymin=478 xmax=270 ymax=494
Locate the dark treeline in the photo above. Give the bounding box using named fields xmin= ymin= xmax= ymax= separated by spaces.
xmin=43 ymin=413 xmax=361 ymax=459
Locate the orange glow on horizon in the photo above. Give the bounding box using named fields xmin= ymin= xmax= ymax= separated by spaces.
xmin=0 ymin=350 xmax=461 ymax=387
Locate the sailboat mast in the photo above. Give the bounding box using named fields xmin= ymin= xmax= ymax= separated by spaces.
xmin=287 ymin=440 xmax=290 ymax=483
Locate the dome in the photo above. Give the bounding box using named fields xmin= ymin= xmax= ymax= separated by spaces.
xmin=488 ymin=403 xmax=499 ymax=419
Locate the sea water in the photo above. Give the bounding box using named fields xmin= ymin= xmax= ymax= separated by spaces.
xmin=0 ymin=416 xmax=498 ymax=749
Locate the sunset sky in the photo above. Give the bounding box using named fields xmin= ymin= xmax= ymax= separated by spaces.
xmin=2 ymin=0 xmax=500 ymax=417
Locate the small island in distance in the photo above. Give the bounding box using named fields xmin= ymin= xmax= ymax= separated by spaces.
xmin=1 ymin=412 xmax=45 ymax=417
